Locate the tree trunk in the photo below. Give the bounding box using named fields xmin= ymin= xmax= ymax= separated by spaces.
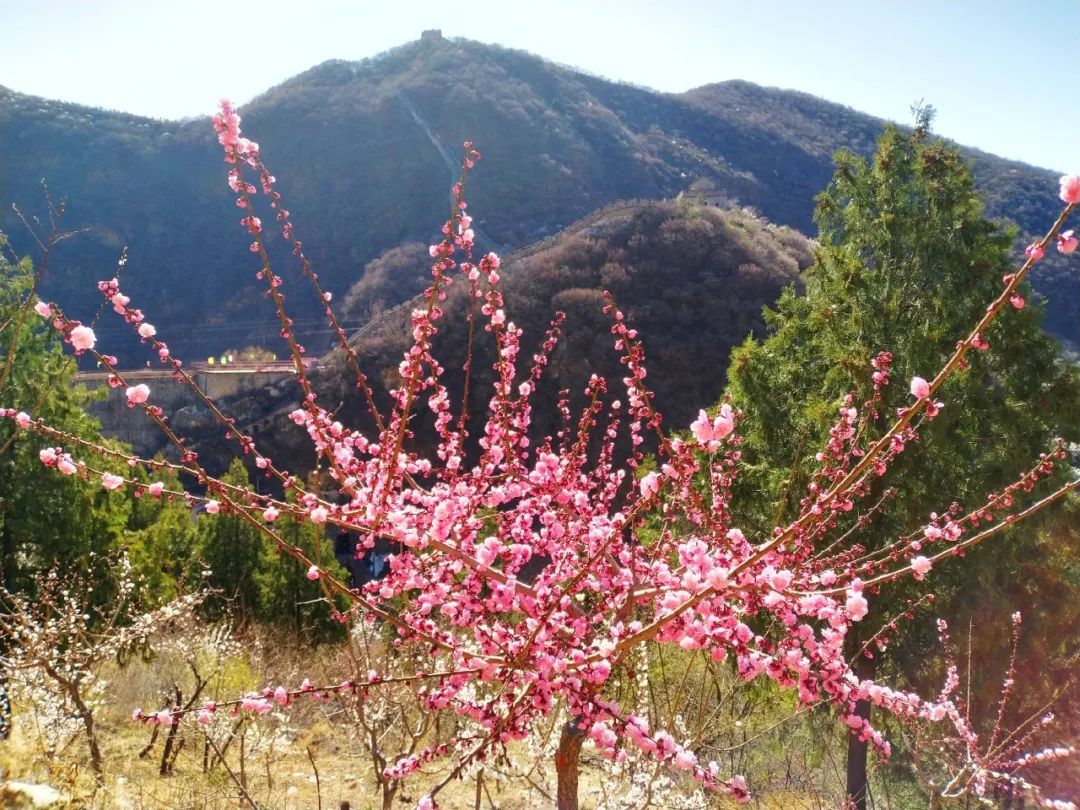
xmin=45 ymin=666 xmax=103 ymax=777
xmin=160 ymin=687 xmax=183 ymax=775
xmin=0 ymin=679 xmax=10 ymax=741
xmin=555 ymin=720 xmax=585 ymax=810
xmin=845 ymin=655 xmax=878 ymax=810
xmin=69 ymin=683 xmax=103 ymax=776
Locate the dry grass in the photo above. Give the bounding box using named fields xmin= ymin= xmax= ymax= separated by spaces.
xmin=0 ymin=625 xmax=873 ymax=809
xmin=0 ymin=626 xmax=556 ymax=809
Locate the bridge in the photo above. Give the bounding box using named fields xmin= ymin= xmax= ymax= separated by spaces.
xmin=77 ymin=361 xmax=307 ymax=455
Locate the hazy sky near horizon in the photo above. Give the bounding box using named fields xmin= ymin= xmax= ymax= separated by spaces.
xmin=2 ymin=0 xmax=1077 ymax=171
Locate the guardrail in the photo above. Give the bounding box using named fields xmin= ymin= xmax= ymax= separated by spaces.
xmin=76 ymin=359 xmax=313 ymax=381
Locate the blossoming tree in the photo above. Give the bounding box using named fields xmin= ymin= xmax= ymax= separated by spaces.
xmin=4 ymin=101 xmax=1079 ymax=809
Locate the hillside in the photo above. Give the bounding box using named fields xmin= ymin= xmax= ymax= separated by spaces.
xmin=2 ymin=32 xmax=1076 ymax=365
xmin=170 ymin=200 xmax=810 ymax=474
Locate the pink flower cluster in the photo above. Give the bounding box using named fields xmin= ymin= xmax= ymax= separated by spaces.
xmin=690 ymin=404 xmax=734 ymax=450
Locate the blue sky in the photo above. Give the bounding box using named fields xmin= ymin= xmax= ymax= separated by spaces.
xmin=2 ymin=0 xmax=1077 ymax=171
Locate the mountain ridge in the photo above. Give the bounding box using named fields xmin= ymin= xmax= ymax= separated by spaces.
xmin=2 ymin=34 xmax=1076 ymax=360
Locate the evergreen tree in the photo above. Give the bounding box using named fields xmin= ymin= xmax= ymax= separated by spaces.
xmin=192 ymin=462 xmax=346 ymax=635
xmin=193 ymin=458 xmax=272 ymax=621
xmin=0 ymin=247 xmax=132 ymax=593
xmin=122 ymin=465 xmax=199 ymax=602
xmin=724 ymin=122 xmax=1080 ymax=807
xmin=256 ymin=487 xmax=347 ymax=642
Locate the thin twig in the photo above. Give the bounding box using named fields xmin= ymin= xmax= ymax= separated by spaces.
xmin=308 ymin=745 xmax=323 ymax=810
xmin=204 ymin=733 xmax=259 ymax=810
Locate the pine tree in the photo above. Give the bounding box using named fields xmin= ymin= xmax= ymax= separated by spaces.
xmin=724 ymin=121 xmax=1080 ymax=807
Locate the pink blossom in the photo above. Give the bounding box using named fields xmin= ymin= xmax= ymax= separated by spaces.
xmin=240 ymin=696 xmax=272 ymax=714
xmin=707 ymin=566 xmax=729 ymax=591
xmin=1010 ymin=293 xmax=1025 ymax=310
xmin=33 ymin=301 xmax=52 ymax=318
xmin=57 ymin=456 xmax=77 ymax=476
xmin=138 ymin=322 xmax=156 ymax=339
xmin=768 ymin=568 xmax=793 ymax=591
xmin=69 ymin=325 xmax=96 ymax=351
xmin=125 ymin=384 xmax=150 ymax=405
xmin=909 ymin=376 xmax=930 ymax=400
xmin=15 ymin=412 xmax=31 ymax=429
xmin=589 ymin=721 xmax=618 ymax=749
xmin=38 ymin=448 xmax=57 ymax=466
xmin=306 ymin=565 xmax=320 ymax=581
xmin=148 ymin=481 xmax=165 ymax=497
xmin=1057 ymin=230 xmax=1077 ymax=254
xmin=205 ymin=500 xmax=220 ymax=514
xmin=273 ymin=686 xmax=290 ymax=706
xmin=639 ymin=471 xmax=660 ymax=499
xmin=309 ymin=506 xmax=329 ymax=524
xmin=1025 ymin=242 xmax=1045 ymax=262
xmin=101 ymin=473 xmax=124 ymax=491
xmin=911 ymin=555 xmax=932 ymax=580
xmin=263 ymin=505 xmax=279 ymax=522
xmin=156 ymin=710 xmax=173 ymax=726
xmin=690 ymin=404 xmax=734 ymax=447
xmin=196 ymin=709 xmax=213 ymax=725
xmin=1059 ymin=174 xmax=1080 ymax=205
xmin=673 ymin=749 xmax=697 ymax=769
xmin=726 ymin=775 xmax=750 ymax=802
xmin=846 ymin=589 xmax=869 ymax=622
xmin=475 ymin=537 xmax=500 ymax=568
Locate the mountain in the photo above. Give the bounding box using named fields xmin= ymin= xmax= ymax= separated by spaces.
xmin=2 ymin=32 xmax=1076 ymax=365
